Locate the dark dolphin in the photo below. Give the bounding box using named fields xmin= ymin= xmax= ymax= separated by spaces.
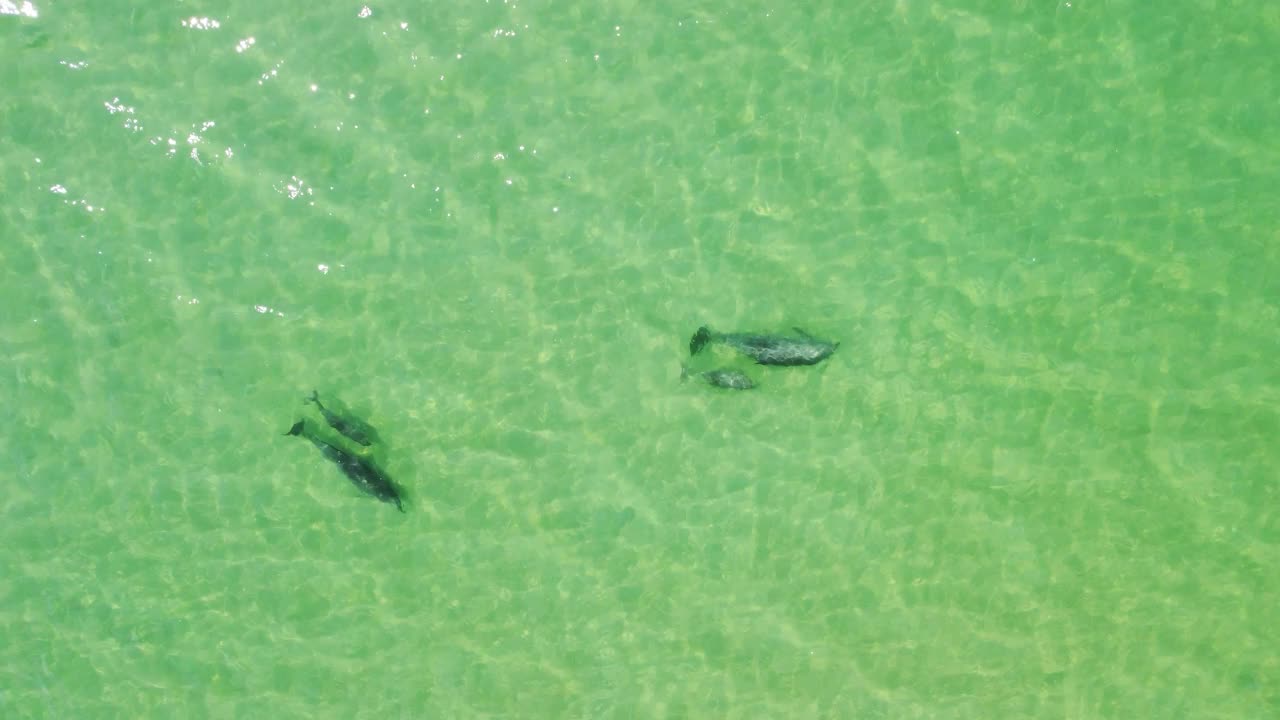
xmin=307 ymin=390 xmax=375 ymax=446
xmin=680 ymin=364 xmax=756 ymax=390
xmin=689 ymin=325 xmax=838 ymax=366
xmin=286 ymin=420 xmax=403 ymax=512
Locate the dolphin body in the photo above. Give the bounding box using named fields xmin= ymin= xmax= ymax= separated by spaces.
xmin=307 ymin=390 xmax=375 ymax=447
xmin=285 ymin=420 xmax=404 ymax=512
xmin=689 ymin=326 xmax=838 ymax=366
xmin=680 ymin=364 xmax=756 ymax=390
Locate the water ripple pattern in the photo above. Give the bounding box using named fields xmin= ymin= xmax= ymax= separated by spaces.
xmin=2 ymin=1 xmax=1278 ymax=718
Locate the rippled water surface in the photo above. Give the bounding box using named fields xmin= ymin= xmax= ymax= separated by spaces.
xmin=3 ymin=1 xmax=1277 ymax=717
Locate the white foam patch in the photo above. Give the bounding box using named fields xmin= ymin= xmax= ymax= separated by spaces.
xmin=0 ymin=0 xmax=39 ymax=17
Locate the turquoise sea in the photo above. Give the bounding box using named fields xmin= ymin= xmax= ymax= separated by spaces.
xmin=3 ymin=1 xmax=1277 ymax=717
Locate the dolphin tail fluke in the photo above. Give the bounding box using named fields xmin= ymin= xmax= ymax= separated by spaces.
xmin=285 ymin=420 xmax=306 ymax=436
xmin=306 ymin=389 xmax=320 ymax=406
xmin=689 ymin=326 xmax=712 ymax=356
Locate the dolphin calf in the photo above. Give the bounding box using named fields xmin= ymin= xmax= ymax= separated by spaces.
xmin=285 ymin=420 xmax=404 ymax=512
xmin=680 ymin=364 xmax=756 ymax=390
xmin=307 ymin=390 xmax=375 ymax=447
xmin=689 ymin=326 xmax=838 ymax=366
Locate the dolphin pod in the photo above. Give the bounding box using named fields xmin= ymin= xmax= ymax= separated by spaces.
xmin=680 ymin=324 xmax=838 ymax=391
xmin=284 ymin=324 xmax=836 ymax=510
xmin=286 ymin=392 xmax=402 ymax=512
xmin=285 ymin=419 xmax=404 ymax=512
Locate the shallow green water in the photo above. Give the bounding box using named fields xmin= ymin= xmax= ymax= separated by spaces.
xmin=2 ymin=1 xmax=1278 ymax=717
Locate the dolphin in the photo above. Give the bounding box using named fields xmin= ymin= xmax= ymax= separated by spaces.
xmin=689 ymin=325 xmax=838 ymax=366
xmin=307 ymin=390 xmax=375 ymax=447
xmin=285 ymin=420 xmax=403 ymax=512
xmin=680 ymin=364 xmax=756 ymax=390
